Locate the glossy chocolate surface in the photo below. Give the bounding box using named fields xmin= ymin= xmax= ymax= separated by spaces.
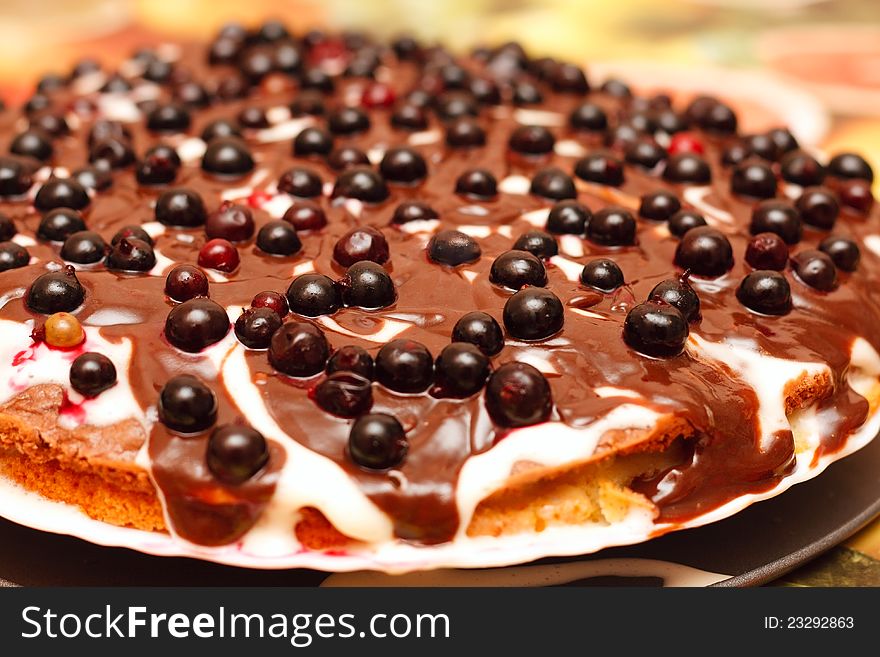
xmin=1 ymin=30 xmax=877 ymax=545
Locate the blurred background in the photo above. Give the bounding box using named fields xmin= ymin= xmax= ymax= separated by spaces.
xmin=0 ymin=0 xmax=878 ymax=582
xmin=0 ymin=0 xmax=878 ymax=183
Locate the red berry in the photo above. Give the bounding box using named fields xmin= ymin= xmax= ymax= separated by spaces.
xmin=198 ymin=238 xmax=240 ymax=272
xmin=333 ymin=227 xmax=390 ymax=266
xmin=247 ymin=189 xmax=272 ymax=209
xmin=165 ymin=264 xmax=209 ymax=301
xmin=282 ymin=200 xmax=327 ymax=231
xmin=668 ymin=132 xmax=704 ymax=155
xmin=745 ymin=233 xmax=789 ymax=271
xmin=205 ymin=201 xmax=255 ymax=242
xmin=308 ymin=38 xmax=347 ymax=67
xmin=251 ymin=290 xmax=289 ymax=317
xmin=837 ymin=179 xmax=874 ymax=214
xmin=361 ymin=82 xmax=396 ymax=108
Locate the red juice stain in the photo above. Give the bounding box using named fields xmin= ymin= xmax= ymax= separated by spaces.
xmin=11 ymin=348 xmax=35 ymax=367
xmin=59 ymin=391 xmax=87 ymax=425
xmin=247 ymin=189 xmax=272 ymax=209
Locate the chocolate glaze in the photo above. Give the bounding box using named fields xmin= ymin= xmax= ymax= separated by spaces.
xmin=1 ymin=34 xmax=878 ymax=546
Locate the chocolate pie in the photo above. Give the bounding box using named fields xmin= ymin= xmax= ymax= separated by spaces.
xmin=1 ymin=24 xmax=879 ymax=571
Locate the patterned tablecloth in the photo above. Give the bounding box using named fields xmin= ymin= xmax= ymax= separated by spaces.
xmin=0 ymin=0 xmax=878 ymax=586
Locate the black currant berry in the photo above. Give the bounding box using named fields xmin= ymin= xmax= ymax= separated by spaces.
xmin=648 ymin=276 xmax=700 ymax=322
xmin=580 ymin=258 xmax=624 ymax=292
xmin=26 ymin=267 xmax=85 ymax=313
xmin=503 ymin=287 xmax=564 ymax=341
xmin=278 ymin=166 xmax=323 ymax=198
xmin=256 ymin=221 xmax=302 ymax=256
xmin=34 ymin=178 xmax=90 ymax=212
xmin=106 ymin=237 xmax=156 ymax=272
xmin=0 ymin=241 xmax=29 ymax=271
xmin=69 ymin=352 xmax=117 ymax=397
xmin=586 ymin=206 xmax=636 ymax=246
xmin=530 ymin=167 xmax=576 ymax=200
xmin=828 ymin=152 xmax=873 ymax=182
xmin=509 ymin=125 xmax=555 ymax=155
xmin=484 ymin=362 xmax=552 ymax=427
xmin=674 ymin=226 xmax=733 ymax=277
xmin=452 ymin=311 xmax=504 ymax=356
xmin=60 ymin=231 xmax=107 ymax=264
xmin=37 ymin=208 xmax=86 ymax=242
xmin=749 ymin=200 xmax=803 ymax=245
xmin=201 ymin=137 xmax=254 ymax=177
xmin=434 ymin=342 xmax=490 ymax=397
xmin=207 ymin=424 xmax=270 ymax=484
xmin=639 ymin=191 xmax=681 ymax=222
xmin=731 ymin=160 xmax=777 ymax=199
xmin=331 ymin=166 xmax=389 ymax=203
xmin=286 ymin=274 xmax=341 ymax=317
xmin=234 ymin=307 xmax=283 ymax=349
xmin=312 ymin=372 xmax=373 ymax=418
xmin=663 ymin=154 xmax=711 ymax=184
xmin=155 ymin=188 xmax=206 ymax=227
xmin=819 ymin=236 xmax=860 ymax=272
xmin=796 ymin=187 xmax=839 ymax=230
xmin=623 ymin=301 xmax=689 ymax=357
xmin=268 ymin=321 xmax=330 ymax=377
xmin=348 ymin=413 xmax=408 ymax=470
xmin=333 ymin=227 xmax=389 ymax=266
xmin=736 ymin=271 xmax=792 ymax=315
xmin=326 ymin=345 xmax=375 ymax=379
xmin=136 ymin=143 xmax=181 ymax=185
xmin=164 ymin=297 xmax=230 ymax=352
xmin=489 ymin=250 xmax=547 ymax=290
xmin=159 ymin=374 xmax=217 ymax=433
xmin=391 ymin=201 xmax=438 ymax=225
xmin=546 ymin=199 xmax=589 ymax=235
xmin=574 ymin=152 xmax=624 ymax=186
xmin=165 ymin=264 xmax=209 ymax=301
xmin=792 ymin=250 xmax=837 ymax=291
xmin=668 ymin=210 xmax=707 ymax=238
xmin=427 ymin=230 xmax=481 ymax=266
xmin=455 ymin=169 xmax=497 ymax=199
xmin=339 ymin=261 xmax=396 ymax=309
xmin=375 ymin=339 xmax=433 ymax=393
xmin=379 ymin=147 xmax=427 ymax=184
xmin=512 ymin=231 xmax=558 ymax=259
xmin=745 ymin=233 xmax=789 ymax=271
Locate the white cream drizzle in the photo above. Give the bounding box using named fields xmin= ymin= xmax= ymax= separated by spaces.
xmin=457 ymin=205 xmax=490 ymax=218
xmin=262 ymin=194 xmax=295 ymax=219
xmin=559 ymin=234 xmax=584 ymax=257
xmin=255 ymin=117 xmax=313 ymax=143
xmin=863 ymin=234 xmax=880 ymax=258
xmin=12 ymin=234 xmax=36 ymax=248
xmin=498 ymin=175 xmax=530 ymax=195
xmin=407 ymin=130 xmax=442 ymax=146
xmin=513 ymin=109 xmax=565 ymax=127
xmin=548 ymin=255 xmax=584 ymax=281
xmin=176 ymin=138 xmax=207 ymax=163
xmin=554 ymin=139 xmax=587 ymax=158
xmin=96 ymin=94 xmax=142 ymax=123
xmin=316 ymin=316 xmax=411 ymax=343
xmin=682 ymin=186 xmax=735 ymax=226
xmin=521 ymin=208 xmax=550 ymax=227
xmin=394 ymin=219 xmax=440 ymax=235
